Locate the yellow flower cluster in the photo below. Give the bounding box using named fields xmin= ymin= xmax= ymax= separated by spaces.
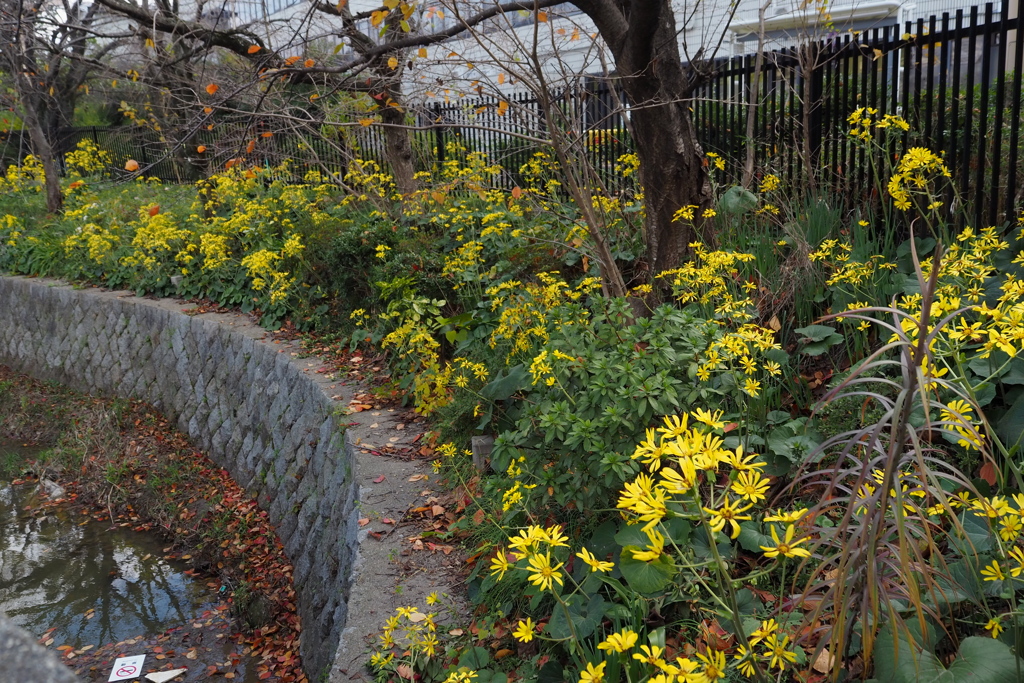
xmin=442 ymin=240 xmax=485 ymax=288
xmin=881 ymin=227 xmax=1023 ymax=363
xmin=343 ymin=159 xmax=397 ymax=201
xmin=199 ymin=232 xmax=231 ymax=270
xmin=489 ymin=524 xmax=569 ymax=592
xmin=64 ymin=139 xmax=112 ymax=178
xmin=0 ymin=154 xmax=46 ymax=193
xmin=1 ymin=214 xmax=23 ymax=247
xmin=486 ymin=274 xmax=600 ymax=359
xmin=381 ymin=317 xmax=447 ymax=413
xmin=614 ymin=153 xmax=640 ymax=178
xmin=699 ymin=324 xmax=781 ymax=386
xmin=518 ymin=150 xmax=562 ymax=196
xmin=121 ymin=205 xmax=191 ymax=270
xmin=239 ymin=249 xmax=296 ymax=304
xmin=618 ymin=412 xmax=808 ymax=556
xmin=758 ymin=174 xmax=780 ymax=193
xmin=847 ymin=107 xmax=911 ymax=141
xmin=655 ymin=243 xmax=758 ymax=319
xmin=369 ymin=603 xmax=440 ymax=673
xmin=888 ymin=146 xmax=951 ymax=211
xmin=809 ymin=238 xmax=897 ymax=290
xmin=63 ymin=222 xmax=120 ymax=264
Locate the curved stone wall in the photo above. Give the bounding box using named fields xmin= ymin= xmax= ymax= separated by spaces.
xmin=0 ymin=276 xmax=359 ymax=679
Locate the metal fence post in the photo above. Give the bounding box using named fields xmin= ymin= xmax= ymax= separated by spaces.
xmin=433 ymin=103 xmax=445 ymax=164
xmin=807 ymin=43 xmax=824 ymax=173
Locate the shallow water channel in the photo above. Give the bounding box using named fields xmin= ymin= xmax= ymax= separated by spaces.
xmin=0 ymin=439 xmax=259 ymax=681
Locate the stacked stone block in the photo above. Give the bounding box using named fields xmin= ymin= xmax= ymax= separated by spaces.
xmin=0 ymin=277 xmax=359 ymax=680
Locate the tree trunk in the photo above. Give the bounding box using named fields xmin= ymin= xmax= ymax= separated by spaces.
xmin=380 ymin=97 xmax=418 ymax=196
xmin=21 ymin=98 xmax=63 ymax=213
xmin=627 ymin=87 xmax=714 ymax=274
xmin=578 ymin=0 xmax=714 ymax=277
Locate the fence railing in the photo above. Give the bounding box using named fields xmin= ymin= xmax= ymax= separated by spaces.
xmin=690 ymin=0 xmax=1023 ymax=227
xmin=1 ymin=0 xmax=1020 ymax=226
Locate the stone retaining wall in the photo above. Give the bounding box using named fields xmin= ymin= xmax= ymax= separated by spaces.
xmin=0 ymin=276 xmax=360 ymax=679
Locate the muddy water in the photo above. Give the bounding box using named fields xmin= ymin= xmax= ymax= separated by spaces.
xmin=0 ymin=483 xmax=211 ymax=648
xmin=0 ymin=438 xmax=261 ymax=682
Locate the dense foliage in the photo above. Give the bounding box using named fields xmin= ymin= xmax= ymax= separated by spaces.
xmin=2 ymin=115 xmax=1024 ymax=683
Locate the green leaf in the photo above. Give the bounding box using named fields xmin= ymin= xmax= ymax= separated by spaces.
xmin=896 ymin=237 xmax=937 ymax=273
xmin=458 ymin=646 xmax=492 ymax=669
xmin=996 ymin=391 xmax=1024 ymax=450
xmin=718 ymin=185 xmax=759 ymax=215
xmin=943 ymin=638 xmax=1021 ymax=683
xmin=614 ymin=524 xmax=650 ymax=549
xmin=545 ymin=594 xmax=606 ymax=640
xmin=872 ymin=618 xmax=942 ymax=683
xmin=955 ymin=511 xmax=995 ymax=555
xmin=480 ymin=364 xmax=529 ymax=400
xmin=537 ymin=661 xmax=566 ymax=683
xmin=793 ymin=324 xmax=841 ymax=342
xmin=793 ymin=324 xmax=843 ymax=356
xmin=618 ymin=548 xmax=675 ymax=594
xmin=875 ymin=619 xmax=1021 ymax=683
xmin=736 ymin=522 xmax=772 ymax=553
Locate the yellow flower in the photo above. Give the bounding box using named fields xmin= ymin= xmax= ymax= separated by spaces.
xmin=743 ymin=378 xmax=761 ymax=397
xmin=630 ymin=528 xmax=666 ymax=562
xmin=763 ymin=508 xmax=808 ymax=523
xmin=760 ymin=524 xmax=811 ymax=558
xmin=369 ymin=651 xmax=394 ymax=668
xmin=489 ymin=551 xmax=512 ymax=580
xmin=748 ymin=618 xmax=778 ymax=646
xmin=731 ymin=470 xmax=770 ymax=503
xmin=426 ymin=591 xmax=439 ymax=605
xmin=579 ymin=661 xmax=606 ymax=683
xmin=733 ymin=645 xmax=758 ymax=677
xmin=981 ymin=560 xmax=1006 ymax=582
xmin=526 ymin=552 xmax=564 ymax=592
xmin=512 ymin=617 xmax=536 ymax=643
xmin=999 ymin=515 xmax=1022 ymax=542
xmin=578 ymin=547 xmax=614 ymax=572
xmin=724 ymin=447 xmax=766 ymax=472
xmin=986 ymin=617 xmax=1004 ymax=638
xmin=617 ymin=473 xmax=668 ymax=528
xmin=375 ymin=244 xmax=390 ymax=258
xmin=541 ymin=525 xmax=570 ymax=548
xmin=673 ymin=205 xmax=697 ymax=222
xmin=696 ymin=649 xmax=727 ymax=681
xmin=759 ymin=174 xmax=780 ymax=193
xmin=692 ymin=408 xmax=725 ymax=430
xmin=704 ymin=498 xmax=753 ymax=538
xmin=1008 ymin=547 xmax=1024 ymax=577
xmin=597 ymin=629 xmax=639 ymax=653
xmin=764 ymin=633 xmax=798 ymax=670
xmin=633 ymin=644 xmax=668 ymax=667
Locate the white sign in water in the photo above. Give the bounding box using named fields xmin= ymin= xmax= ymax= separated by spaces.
xmin=108 ymin=655 xmax=146 ymax=681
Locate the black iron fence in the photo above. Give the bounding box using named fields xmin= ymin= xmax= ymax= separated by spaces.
xmin=1 ymin=0 xmax=1020 ymax=225
xmin=691 ymin=0 xmax=1023 ymax=227
xmin=428 ymin=0 xmax=1023 ymax=225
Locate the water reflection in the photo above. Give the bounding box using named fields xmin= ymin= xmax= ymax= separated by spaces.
xmin=0 ymin=483 xmax=208 ymax=647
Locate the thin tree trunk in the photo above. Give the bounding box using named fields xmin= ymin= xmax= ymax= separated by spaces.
xmin=741 ymin=2 xmax=770 ymax=189
xmin=21 ymin=97 xmax=63 ymax=213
